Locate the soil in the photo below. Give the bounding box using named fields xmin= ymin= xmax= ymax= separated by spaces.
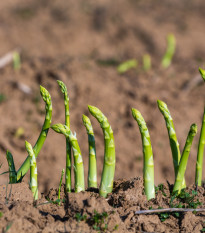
xmin=0 ymin=0 xmax=205 ymax=232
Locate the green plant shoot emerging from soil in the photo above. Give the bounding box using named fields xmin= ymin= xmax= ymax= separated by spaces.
xmin=88 ymin=105 xmax=115 ymax=198
xmin=132 ymin=108 xmax=155 ymax=200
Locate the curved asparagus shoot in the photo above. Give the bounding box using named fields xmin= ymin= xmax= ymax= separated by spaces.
xmin=25 ymin=141 xmax=38 ymax=200
xmin=82 ymin=114 xmax=97 ymax=188
xmin=132 ymin=108 xmax=155 ymax=200
xmin=6 ymin=150 xmax=16 ymax=183
xmin=173 ymin=124 xmax=197 ymax=194
xmin=51 ymin=124 xmax=84 ymax=192
xmin=17 ymin=86 xmax=52 ymax=182
xmin=88 ymin=105 xmax=115 ymax=198
xmin=161 ymin=33 xmax=176 ymax=68
xmin=57 ymin=80 xmax=72 ymax=193
xmin=157 ymin=100 xmax=186 ymax=188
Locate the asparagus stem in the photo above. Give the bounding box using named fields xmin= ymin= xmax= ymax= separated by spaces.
xmin=157 ymin=100 xmax=186 ymax=188
xmin=173 ymin=124 xmax=197 ymax=193
xmin=25 ymin=141 xmax=38 ymax=200
xmin=132 ymin=108 xmax=155 ymax=200
xmin=16 ymin=86 xmax=52 ymax=182
xmin=57 ymin=80 xmax=72 ymax=193
xmin=195 ymin=107 xmax=205 ymax=186
xmin=88 ymin=105 xmax=115 ymax=198
xmin=6 ymin=150 xmax=17 ymax=183
xmin=58 ymin=169 xmax=65 ymax=200
xmin=195 ymin=68 xmax=205 ymax=186
xmin=161 ymin=34 xmax=176 ymax=69
xmin=82 ymin=114 xmax=97 ymax=188
xmin=51 ymin=124 xmax=85 ymax=192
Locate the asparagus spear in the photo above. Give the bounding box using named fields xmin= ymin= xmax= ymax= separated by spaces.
xmin=25 ymin=141 xmax=38 ymax=200
xmin=199 ymin=67 xmax=205 ymax=81
xmin=132 ymin=108 xmax=155 ymax=200
xmin=88 ymin=105 xmax=115 ymax=198
xmin=82 ymin=114 xmax=97 ymax=188
xmin=6 ymin=150 xmax=17 ymax=183
xmin=16 ymin=86 xmax=52 ymax=182
xmin=51 ymin=124 xmax=85 ymax=192
xmin=57 ymin=80 xmax=72 ymax=193
xmin=157 ymin=100 xmax=186 ymax=188
xmin=161 ymin=34 xmax=176 ymax=69
xmin=195 ymin=68 xmax=205 ymax=186
xmin=173 ymin=124 xmax=197 ymax=193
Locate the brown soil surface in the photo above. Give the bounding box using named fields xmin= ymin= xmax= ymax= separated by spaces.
xmin=0 ymin=0 xmax=205 ymax=232
xmin=0 ymin=179 xmax=205 ymax=232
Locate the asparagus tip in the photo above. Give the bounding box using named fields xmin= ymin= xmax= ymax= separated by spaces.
xmin=40 ymin=86 xmax=51 ymax=104
xmin=57 ymin=80 xmax=68 ymax=94
xmin=51 ymin=124 xmax=69 ymax=136
xmin=25 ymin=140 xmax=32 ymax=153
xmin=190 ymin=123 xmax=197 ymax=136
xmin=199 ymin=67 xmax=205 ymax=82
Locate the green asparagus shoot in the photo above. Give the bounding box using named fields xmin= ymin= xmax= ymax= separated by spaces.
xmin=161 ymin=34 xmax=176 ymax=68
xmin=58 ymin=168 xmax=65 ymax=201
xmin=132 ymin=108 xmax=155 ymax=200
xmin=173 ymin=124 xmax=197 ymax=194
xmin=51 ymin=124 xmax=85 ymax=192
xmin=117 ymin=59 xmax=138 ymax=74
xmin=157 ymin=100 xmax=186 ymax=188
xmin=57 ymin=80 xmax=72 ymax=193
xmin=5 ymin=150 xmax=17 ymax=183
xmin=25 ymin=141 xmax=38 ymax=200
xmin=199 ymin=67 xmax=205 ymax=82
xmin=82 ymin=114 xmax=97 ymax=188
xmin=143 ymin=54 xmax=151 ymax=71
xmin=195 ymin=106 xmax=205 ymax=186
xmin=13 ymin=51 xmax=21 ymax=70
xmin=17 ymin=86 xmax=52 ymax=182
xmin=88 ymin=105 xmax=115 ymax=198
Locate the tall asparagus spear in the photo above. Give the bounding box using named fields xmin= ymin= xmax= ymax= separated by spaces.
xmin=173 ymin=124 xmax=197 ymax=194
xmin=25 ymin=141 xmax=38 ymax=200
xmin=82 ymin=114 xmax=97 ymax=188
xmin=57 ymin=80 xmax=72 ymax=193
xmin=51 ymin=124 xmax=85 ymax=192
xmin=88 ymin=105 xmax=115 ymax=198
xmin=6 ymin=150 xmax=17 ymax=183
xmin=157 ymin=100 xmax=186 ymax=188
xmin=16 ymin=86 xmax=52 ymax=182
xmin=132 ymin=108 xmax=155 ymax=200
xmin=195 ymin=68 xmax=205 ymax=186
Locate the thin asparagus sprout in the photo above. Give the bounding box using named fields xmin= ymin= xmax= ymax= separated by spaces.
xmin=25 ymin=141 xmax=38 ymax=200
xmin=199 ymin=67 xmax=205 ymax=82
xmin=51 ymin=124 xmax=85 ymax=192
xmin=58 ymin=169 xmax=65 ymax=200
xmin=13 ymin=51 xmax=21 ymax=70
xmin=16 ymin=86 xmax=52 ymax=182
xmin=117 ymin=59 xmax=138 ymax=74
xmin=6 ymin=150 xmax=16 ymax=183
xmin=161 ymin=34 xmax=176 ymax=69
xmin=88 ymin=105 xmax=115 ymax=198
xmin=173 ymin=124 xmax=197 ymax=193
xmin=132 ymin=108 xmax=155 ymax=200
xmin=82 ymin=114 xmax=97 ymax=188
xmin=143 ymin=54 xmax=151 ymax=71
xmin=157 ymin=100 xmax=186 ymax=188
xmin=57 ymin=80 xmax=72 ymax=193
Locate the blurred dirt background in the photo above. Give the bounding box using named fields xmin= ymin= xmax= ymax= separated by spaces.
xmin=0 ymin=0 xmax=205 ymax=194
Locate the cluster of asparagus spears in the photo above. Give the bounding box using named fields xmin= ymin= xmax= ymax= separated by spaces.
xmin=3 ymin=68 xmax=205 ymax=202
